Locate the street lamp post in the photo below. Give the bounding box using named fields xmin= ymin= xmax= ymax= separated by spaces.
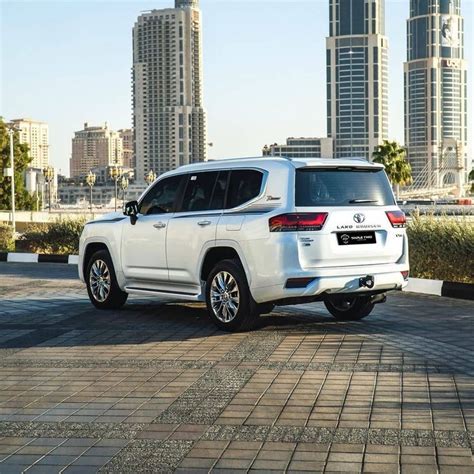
xmin=41 ymin=180 xmax=46 ymax=211
xmin=109 ymin=166 xmax=121 ymax=212
xmin=7 ymin=129 xmax=16 ymax=233
xmin=42 ymin=167 xmax=55 ymax=212
xmin=145 ymin=170 xmax=156 ymax=187
xmin=120 ymin=175 xmax=129 ymax=206
xmin=85 ymin=170 xmax=96 ymax=214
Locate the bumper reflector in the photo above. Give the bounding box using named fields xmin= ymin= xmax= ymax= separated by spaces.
xmin=401 ymin=271 xmax=409 ymax=281
xmin=285 ymin=277 xmax=315 ymax=289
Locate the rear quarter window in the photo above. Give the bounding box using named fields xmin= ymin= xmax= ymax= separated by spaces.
xmin=295 ymin=168 xmax=395 ymax=207
xmin=226 ymin=170 xmax=263 ymax=209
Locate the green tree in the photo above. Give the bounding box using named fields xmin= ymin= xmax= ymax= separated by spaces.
xmin=372 ymin=140 xmax=412 ymax=199
xmin=0 ymin=117 xmax=36 ymax=211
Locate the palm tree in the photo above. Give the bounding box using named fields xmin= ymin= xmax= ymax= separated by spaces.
xmin=372 ymin=140 xmax=412 ymax=199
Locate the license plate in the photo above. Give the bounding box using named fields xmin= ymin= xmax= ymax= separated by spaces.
xmin=337 ymin=231 xmax=376 ymax=245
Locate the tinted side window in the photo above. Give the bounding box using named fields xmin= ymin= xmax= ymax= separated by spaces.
xmin=139 ymin=175 xmax=184 ymax=215
xmin=226 ymin=170 xmax=263 ymax=209
xmin=209 ymin=171 xmax=229 ymax=210
xmin=181 ymin=171 xmax=219 ymax=212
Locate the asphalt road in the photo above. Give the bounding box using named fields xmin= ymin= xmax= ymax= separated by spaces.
xmin=0 ymin=262 xmax=473 ymax=473
xmin=0 ymin=262 xmax=78 ymax=280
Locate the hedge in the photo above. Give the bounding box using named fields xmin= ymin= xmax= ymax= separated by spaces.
xmin=407 ymin=213 xmax=474 ymax=283
xmin=20 ymin=218 xmax=86 ymax=255
xmin=0 ymin=223 xmax=15 ymax=252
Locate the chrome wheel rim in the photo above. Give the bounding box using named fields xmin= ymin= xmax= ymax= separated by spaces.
xmin=89 ymin=259 xmax=111 ymax=303
xmin=210 ymin=271 xmax=240 ymax=323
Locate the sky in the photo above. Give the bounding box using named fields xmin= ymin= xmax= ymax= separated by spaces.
xmin=1 ymin=0 xmax=473 ymax=176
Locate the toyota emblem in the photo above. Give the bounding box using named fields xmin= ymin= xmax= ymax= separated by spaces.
xmin=353 ymin=213 xmax=365 ymax=224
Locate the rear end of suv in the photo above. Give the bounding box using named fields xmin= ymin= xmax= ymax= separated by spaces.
xmin=234 ymin=159 xmax=409 ymax=326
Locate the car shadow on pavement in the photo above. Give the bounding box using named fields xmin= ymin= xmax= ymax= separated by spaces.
xmin=0 ymin=296 xmax=340 ymax=349
xmin=0 ymin=294 xmax=473 ymax=378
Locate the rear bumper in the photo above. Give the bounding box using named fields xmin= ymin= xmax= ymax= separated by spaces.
xmin=251 ymin=267 xmax=408 ymax=303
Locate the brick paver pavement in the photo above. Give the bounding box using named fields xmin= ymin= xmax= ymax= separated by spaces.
xmin=0 ymin=262 xmax=472 ymax=473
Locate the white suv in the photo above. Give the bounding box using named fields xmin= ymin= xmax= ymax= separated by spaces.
xmin=79 ymin=157 xmax=409 ymax=331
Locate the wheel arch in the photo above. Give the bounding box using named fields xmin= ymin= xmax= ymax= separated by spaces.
xmin=82 ymin=241 xmax=111 ymax=279
xmin=200 ymin=244 xmax=251 ymax=285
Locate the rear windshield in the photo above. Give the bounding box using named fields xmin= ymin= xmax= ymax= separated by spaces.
xmin=295 ymin=168 xmax=395 ymax=207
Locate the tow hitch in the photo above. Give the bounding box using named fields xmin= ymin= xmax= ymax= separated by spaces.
xmin=359 ymin=275 xmax=375 ymax=289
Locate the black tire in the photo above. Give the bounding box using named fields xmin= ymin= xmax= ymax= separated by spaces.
xmin=324 ymin=294 xmax=374 ymax=321
xmin=257 ymin=303 xmax=275 ymax=315
xmin=205 ymin=259 xmax=259 ymax=332
xmin=86 ymin=249 xmax=128 ymax=310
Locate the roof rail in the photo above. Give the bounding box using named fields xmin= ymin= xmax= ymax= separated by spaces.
xmin=207 ymin=156 xmax=262 ymax=163
xmin=208 ymin=155 xmax=293 ymax=163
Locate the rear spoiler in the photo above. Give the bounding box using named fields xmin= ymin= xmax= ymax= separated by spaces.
xmin=296 ymin=166 xmax=385 ymax=172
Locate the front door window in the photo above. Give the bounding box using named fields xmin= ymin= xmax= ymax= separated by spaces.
xmin=139 ymin=175 xmax=184 ymax=215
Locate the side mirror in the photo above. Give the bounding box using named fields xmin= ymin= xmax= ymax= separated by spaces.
xmin=124 ymin=200 xmax=139 ymax=225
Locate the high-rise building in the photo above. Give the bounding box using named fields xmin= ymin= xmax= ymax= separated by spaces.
xmin=326 ymin=0 xmax=389 ymax=160
xmin=262 ymin=137 xmax=333 ymax=159
xmin=118 ymin=129 xmax=134 ymax=169
xmin=404 ymin=0 xmax=468 ymax=188
xmin=70 ymin=122 xmax=123 ymax=179
xmin=133 ymin=0 xmax=207 ymax=183
xmin=10 ymin=118 xmax=49 ymax=169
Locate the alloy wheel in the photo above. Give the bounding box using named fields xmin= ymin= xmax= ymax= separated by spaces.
xmin=210 ymin=271 xmax=240 ymax=323
xmin=89 ymin=259 xmax=111 ymax=303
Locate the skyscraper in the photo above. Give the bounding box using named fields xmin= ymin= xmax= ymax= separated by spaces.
xmin=70 ymin=123 xmax=123 ymax=179
xmin=404 ymin=0 xmax=468 ymax=188
xmin=10 ymin=118 xmax=49 ymax=169
xmin=326 ymin=0 xmax=389 ymax=160
xmin=133 ymin=0 xmax=207 ymax=183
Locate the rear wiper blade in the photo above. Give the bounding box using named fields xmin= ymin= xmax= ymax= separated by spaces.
xmin=349 ymin=199 xmax=378 ymax=203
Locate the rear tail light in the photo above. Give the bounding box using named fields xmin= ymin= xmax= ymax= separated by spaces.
xmin=269 ymin=213 xmax=328 ymax=232
xmin=401 ymin=271 xmax=409 ymax=281
xmin=386 ymin=210 xmax=406 ymax=228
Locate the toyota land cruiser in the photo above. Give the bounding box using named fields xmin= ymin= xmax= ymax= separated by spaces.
xmin=79 ymin=157 xmax=409 ymax=331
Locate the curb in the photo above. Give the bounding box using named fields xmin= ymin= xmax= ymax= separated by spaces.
xmin=403 ymin=277 xmax=474 ymax=301
xmin=0 ymin=254 xmax=472 ymax=301
xmin=0 ymin=252 xmax=78 ymax=265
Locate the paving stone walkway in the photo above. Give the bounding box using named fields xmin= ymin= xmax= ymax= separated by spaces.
xmin=0 ymin=263 xmax=472 ymax=473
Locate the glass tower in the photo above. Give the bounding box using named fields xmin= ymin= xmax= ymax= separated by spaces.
xmin=133 ymin=0 xmax=207 ymax=183
xmin=326 ymin=0 xmax=389 ymax=160
xmin=404 ymin=0 xmax=468 ymax=188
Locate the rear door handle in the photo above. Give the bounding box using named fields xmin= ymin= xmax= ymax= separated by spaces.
xmin=153 ymin=222 xmax=166 ymax=229
xmin=197 ymin=220 xmax=212 ymax=226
